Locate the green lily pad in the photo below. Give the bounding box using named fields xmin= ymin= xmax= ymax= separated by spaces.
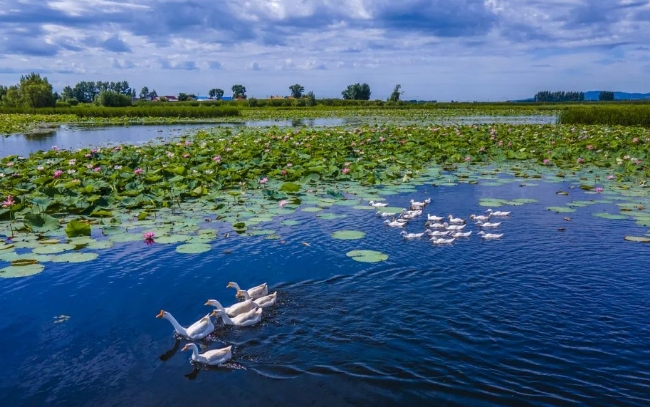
xmin=281 ymin=220 xmax=301 ymax=226
xmin=65 ymin=219 xmax=91 ymax=237
xmin=332 ymin=230 xmax=366 ymax=240
xmin=353 ymin=205 xmax=377 ymax=210
xmin=318 ymin=214 xmax=348 ymax=220
xmin=156 ymin=235 xmax=192 ymax=244
xmin=109 ymin=233 xmax=142 ymax=243
xmin=50 ymin=252 xmax=99 ymax=263
xmin=86 ymin=240 xmax=114 ymax=250
xmin=346 ymin=250 xmax=389 ymax=263
xmin=301 ymin=207 xmax=323 ymax=212
xmin=593 ymin=213 xmax=629 ymax=220
xmin=0 ymin=264 xmax=45 ymax=278
xmin=249 ymin=229 xmax=276 ymax=236
xmin=33 ymin=243 xmax=76 ymax=254
xmin=479 ymin=199 xmax=508 ymax=207
xmin=176 ymin=243 xmax=211 ymax=254
xmin=624 ymin=236 xmax=650 ymax=243
xmin=378 ymin=206 xmax=404 ymax=214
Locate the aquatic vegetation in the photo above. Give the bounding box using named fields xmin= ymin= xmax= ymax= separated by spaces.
xmin=560 ymin=105 xmax=650 ymax=127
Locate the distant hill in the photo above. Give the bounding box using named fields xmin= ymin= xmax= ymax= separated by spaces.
xmin=583 ymin=91 xmax=650 ymax=101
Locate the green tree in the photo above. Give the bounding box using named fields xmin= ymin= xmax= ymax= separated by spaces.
xmin=389 ymin=84 xmax=402 ymax=102
xmin=289 ymin=84 xmax=305 ymax=98
xmin=342 ymin=83 xmax=371 ymax=100
xmin=139 ymin=86 xmax=149 ymax=100
xmin=209 ymin=88 xmax=224 ymax=100
xmin=306 ymin=91 xmax=316 ymax=106
xmin=97 ymin=90 xmax=132 ymax=107
xmin=177 ymin=93 xmax=196 ymax=101
xmin=149 ymin=89 xmax=158 ymax=99
xmin=232 ymin=84 xmax=247 ymax=99
xmin=599 ymin=91 xmax=615 ymax=101
xmin=0 ymin=85 xmax=7 ymax=104
xmin=1 ymin=72 xmax=56 ymax=108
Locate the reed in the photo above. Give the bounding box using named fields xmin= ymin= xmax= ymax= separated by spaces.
xmin=560 ymin=106 xmax=650 ymax=126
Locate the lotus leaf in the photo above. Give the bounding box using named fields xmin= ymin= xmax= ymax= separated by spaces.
xmin=332 ymin=230 xmax=366 ymax=240
xmin=301 ymin=207 xmax=323 ymax=212
xmin=546 ymin=206 xmax=577 ymax=213
xmin=50 ymin=252 xmax=99 ymax=263
xmin=346 ymin=250 xmax=389 ymax=263
xmin=155 ymin=235 xmax=192 ymax=244
xmin=65 ymin=219 xmax=91 ymax=237
xmin=25 ymin=213 xmax=60 ymax=233
xmin=0 ymin=264 xmax=45 ymax=278
xmin=33 ymin=244 xmax=76 ymax=254
xmin=176 ymin=243 xmax=211 ymax=254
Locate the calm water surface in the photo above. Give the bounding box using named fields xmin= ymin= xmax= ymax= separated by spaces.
xmin=1 ymin=179 xmax=649 ymax=406
xmin=0 ymin=115 xmax=556 ymax=158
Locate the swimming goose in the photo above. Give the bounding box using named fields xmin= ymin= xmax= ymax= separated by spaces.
xmin=431 ymin=237 xmax=455 ymax=244
xmin=369 ymin=200 xmax=388 ymax=207
xmin=410 ymin=199 xmax=428 ymax=208
xmin=237 ymin=289 xmax=278 ymax=308
xmin=227 ymin=282 xmax=268 ymax=299
xmin=211 ymin=308 xmax=262 ymax=327
xmin=486 ymin=209 xmax=510 ymax=217
xmin=446 ymin=224 xmax=466 ymax=231
xmin=385 ymin=220 xmax=406 ymax=228
xmin=427 ymin=214 xmax=444 ymax=222
xmin=156 ymin=310 xmax=215 ymax=340
xmin=428 ymin=222 xmax=449 ymax=229
xmin=470 ymin=214 xmax=490 ymax=222
xmin=478 ymin=231 xmax=503 ymax=239
xmin=182 ymin=343 xmax=232 ymax=366
xmin=478 ymin=221 xmax=501 ymax=228
xmin=377 ymin=212 xmax=395 ymax=217
xmin=205 ymin=299 xmax=259 ymax=317
xmin=400 ymin=231 xmax=425 ymax=239
xmin=427 ymin=230 xmax=450 ymax=237
xmin=448 ymin=215 xmax=465 ymax=224
xmin=452 ymin=231 xmax=472 ymax=238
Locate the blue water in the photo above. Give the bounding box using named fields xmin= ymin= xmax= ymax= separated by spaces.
xmin=1 ymin=180 xmax=650 ymax=406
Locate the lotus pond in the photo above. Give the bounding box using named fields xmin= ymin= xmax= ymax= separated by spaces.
xmin=1 ymin=122 xmax=650 ymax=406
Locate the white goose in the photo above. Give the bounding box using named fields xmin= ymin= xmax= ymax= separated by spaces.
xmin=400 ymin=231 xmax=425 ymax=239
xmin=227 ymin=282 xmax=268 ymax=299
xmin=211 ymin=308 xmax=262 ymax=327
xmin=428 ymin=222 xmax=449 ymax=229
xmin=452 ymin=231 xmax=472 ymax=238
xmin=369 ymin=200 xmax=388 ymax=207
xmin=410 ymin=199 xmax=429 ymax=208
xmin=156 ymin=310 xmax=215 ymax=340
xmin=427 ymin=230 xmax=450 ymax=237
xmin=205 ymin=298 xmax=259 ymax=317
xmin=182 ymin=343 xmax=232 ymax=366
xmin=446 ymin=224 xmax=466 ymax=231
xmin=377 ymin=212 xmax=395 ymax=217
xmin=486 ymin=209 xmax=510 ymax=217
xmin=478 ymin=231 xmax=503 ymax=239
xmin=448 ymin=215 xmax=465 ymax=224
xmin=432 ymin=237 xmax=455 ymax=245
xmin=237 ymin=289 xmax=278 ymax=308
xmin=385 ymin=220 xmax=405 ymax=228
xmin=470 ymin=214 xmax=490 ymax=222
xmin=478 ymin=221 xmax=501 ymax=228
xmin=427 ymin=214 xmax=444 ymax=222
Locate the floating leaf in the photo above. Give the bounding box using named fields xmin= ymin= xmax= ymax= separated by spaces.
xmin=50 ymin=252 xmax=99 ymax=263
xmin=86 ymin=240 xmax=114 ymax=250
xmin=346 ymin=250 xmax=389 ymax=263
xmin=0 ymin=264 xmax=45 ymax=278
xmin=24 ymin=213 xmax=60 ymax=233
xmin=65 ymin=219 xmax=91 ymax=237
xmin=624 ymin=236 xmax=650 ymax=243
xmin=279 ymin=182 xmax=301 ymax=193
xmin=593 ymin=213 xmax=628 ymax=220
xmin=377 ymin=206 xmax=404 ymax=214
xmin=33 ymin=243 xmax=76 ymax=254
xmin=281 ymin=220 xmax=300 ymax=226
xmin=176 ymin=243 xmax=211 ymax=254
xmin=301 ymin=207 xmax=323 ymax=212
xmin=318 ymin=214 xmax=348 ymax=220
xmin=332 ymin=230 xmax=366 ymax=240
xmin=155 ymin=235 xmax=192 ymax=244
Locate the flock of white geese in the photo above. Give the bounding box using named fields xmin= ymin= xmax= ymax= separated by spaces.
xmin=156 ymin=282 xmax=276 ymax=366
xmin=370 ymin=198 xmax=510 ymax=244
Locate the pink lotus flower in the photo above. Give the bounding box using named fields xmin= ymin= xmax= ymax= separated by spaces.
xmin=94 ymin=167 xmax=101 ymax=172
xmin=279 ymin=200 xmax=289 ymax=208
xmin=183 ymin=153 xmax=190 ymax=158
xmin=185 ymin=141 xmax=190 ymax=146
xmin=633 ymin=138 xmax=639 ymax=143
xmin=259 ymin=177 xmax=268 ymax=184
xmin=2 ymin=195 xmax=15 ymax=208
xmin=134 ymin=168 xmax=143 ymax=175
xmin=342 ymin=167 xmax=350 ymax=174
xmin=595 ymin=187 xmax=604 ymax=193
xmin=465 ymin=156 xmax=471 ymax=162
xmin=281 ymin=169 xmax=288 ymax=175
xmin=607 ymin=175 xmax=615 ymax=180
xmin=380 ymin=137 xmax=385 ymax=142
xmin=543 ymin=159 xmax=550 ymax=165
xmin=577 ymin=157 xmax=584 ymax=163
xmin=53 ymin=170 xmax=63 ymax=179
xmin=213 ymin=156 xmax=221 ymax=162
xmin=587 ymin=145 xmax=594 ymax=150
xmin=144 ymin=232 xmax=155 ymax=245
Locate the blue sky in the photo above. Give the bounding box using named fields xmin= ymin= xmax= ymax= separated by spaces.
xmin=1 ymin=0 xmax=649 ymax=101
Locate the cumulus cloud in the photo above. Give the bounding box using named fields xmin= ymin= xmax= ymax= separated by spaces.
xmin=0 ymin=0 xmax=647 ymax=100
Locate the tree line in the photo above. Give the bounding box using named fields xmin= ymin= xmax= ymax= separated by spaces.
xmin=534 ymin=91 xmax=585 ymax=102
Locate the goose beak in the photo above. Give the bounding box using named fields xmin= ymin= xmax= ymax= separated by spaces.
xmin=226 ymin=282 xmax=232 ymax=288
xmin=181 ymin=344 xmax=189 ymax=351
xmin=156 ymin=310 xmax=164 ymax=318
xmin=204 ymin=300 xmax=211 ymax=306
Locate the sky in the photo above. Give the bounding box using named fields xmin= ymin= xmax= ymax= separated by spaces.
xmin=0 ymin=0 xmax=649 ymax=101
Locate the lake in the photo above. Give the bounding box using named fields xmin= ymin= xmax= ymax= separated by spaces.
xmin=1 ymin=171 xmax=649 ymax=406
xmin=0 ymin=115 xmax=556 ymax=158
